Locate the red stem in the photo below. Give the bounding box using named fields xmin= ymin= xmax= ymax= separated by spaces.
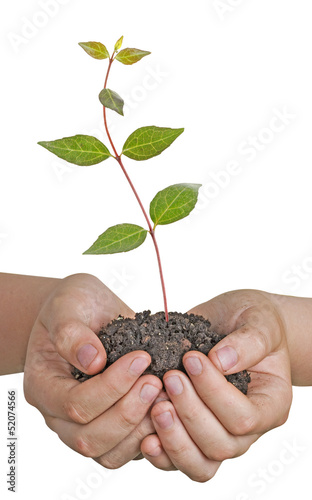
xmin=102 ymin=54 xmax=169 ymax=321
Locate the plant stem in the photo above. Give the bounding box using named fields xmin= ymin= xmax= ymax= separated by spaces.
xmin=102 ymin=54 xmax=169 ymax=322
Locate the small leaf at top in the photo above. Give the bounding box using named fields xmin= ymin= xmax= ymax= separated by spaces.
xmin=150 ymin=183 xmax=202 ymax=227
xmin=78 ymin=41 xmax=110 ymax=60
xmin=114 ymin=36 xmax=124 ymax=52
xmin=83 ymin=224 xmax=148 ymax=254
xmin=115 ymin=48 xmax=151 ymax=65
xmin=38 ymin=135 xmax=112 ymax=166
xmin=99 ymin=88 xmax=124 ymax=116
xmin=122 ymin=126 xmax=184 ymax=161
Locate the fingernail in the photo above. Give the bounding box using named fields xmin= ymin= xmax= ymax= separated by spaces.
xmin=154 ymin=395 xmax=169 ymax=405
xmin=140 ymin=384 xmax=160 ymax=404
xmin=216 ymin=346 xmax=238 ymax=371
xmin=164 ymin=375 xmax=183 ymax=396
xmin=129 ymin=357 xmax=149 ymax=376
xmin=146 ymin=445 xmax=162 ymax=457
xmin=77 ymin=344 xmax=98 ymax=369
xmin=184 ymin=356 xmax=202 ymax=376
xmin=154 ymin=411 xmax=174 ymax=430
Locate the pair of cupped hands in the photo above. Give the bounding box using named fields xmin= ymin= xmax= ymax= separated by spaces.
xmin=24 ymin=274 xmax=292 ymax=482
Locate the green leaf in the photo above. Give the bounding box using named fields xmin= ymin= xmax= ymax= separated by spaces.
xmin=99 ymin=88 xmax=124 ymax=116
xmin=114 ymin=36 xmax=124 ymax=52
xmin=115 ymin=48 xmax=151 ymax=65
xmin=38 ymin=135 xmax=112 ymax=166
xmin=150 ymin=183 xmax=202 ymax=227
xmin=78 ymin=42 xmax=110 ymax=60
xmin=122 ymin=126 xmax=184 ymax=161
xmin=84 ymin=224 xmax=148 ymax=254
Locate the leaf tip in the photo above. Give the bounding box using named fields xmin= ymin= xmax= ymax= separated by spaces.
xmin=114 ymin=35 xmax=124 ymax=52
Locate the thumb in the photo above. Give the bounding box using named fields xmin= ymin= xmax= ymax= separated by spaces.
xmin=208 ymin=322 xmax=278 ymax=375
xmin=51 ymin=319 xmax=107 ymax=375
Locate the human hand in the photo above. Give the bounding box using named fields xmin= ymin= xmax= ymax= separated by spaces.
xmin=140 ymin=290 xmax=292 ymax=482
xmin=24 ymin=273 xmax=162 ymax=468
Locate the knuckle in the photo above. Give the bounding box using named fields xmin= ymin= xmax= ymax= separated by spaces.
xmin=183 ymin=406 xmax=200 ymax=424
xmin=255 ymin=327 xmax=270 ymax=355
xmin=74 ymin=435 xmax=98 ymax=458
xmin=134 ymin=416 xmax=155 ymax=440
xmin=97 ymin=453 xmax=123 ymax=470
xmin=231 ymin=414 xmax=257 ymax=436
xmin=103 ymin=379 xmax=126 ymax=404
xmin=118 ymin=407 xmax=140 ymax=431
xmin=208 ymin=441 xmax=237 ymax=462
xmin=63 ymin=399 xmax=92 ymax=424
xmin=166 ymin=441 xmax=190 ymax=460
xmin=190 ymin=469 xmax=216 ymax=483
xmin=54 ymin=321 xmax=78 ymax=353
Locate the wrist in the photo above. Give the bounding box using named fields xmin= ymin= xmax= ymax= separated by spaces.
xmin=266 ymin=291 xmax=312 ymax=386
xmin=0 ymin=273 xmax=60 ymax=374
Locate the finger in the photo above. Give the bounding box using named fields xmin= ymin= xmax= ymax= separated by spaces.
xmin=208 ymin=303 xmax=284 ymax=375
xmin=152 ymin=389 xmax=170 ymax=406
xmin=28 ymin=350 xmax=153 ymax=421
xmin=49 ymin=318 xmax=108 ymax=375
xmin=183 ymin=351 xmax=290 ymax=435
xmin=150 ymin=400 xmax=221 ymax=482
xmin=64 ymin=351 xmax=157 ymax=423
xmin=96 ymin=414 xmax=156 ymax=469
xmin=141 ymin=433 xmax=176 ymax=471
xmin=189 ymin=295 xmax=285 ymax=375
xmin=46 ymin=374 xmax=162 ymax=458
xmin=42 ymin=274 xmax=135 ymax=375
xmin=163 ymin=370 xmax=257 ymax=461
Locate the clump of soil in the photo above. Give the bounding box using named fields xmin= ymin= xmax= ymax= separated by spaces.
xmin=72 ymin=311 xmax=250 ymax=394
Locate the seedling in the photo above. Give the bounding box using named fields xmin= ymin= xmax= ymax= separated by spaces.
xmin=38 ymin=37 xmax=251 ymax=393
xmin=38 ymin=37 xmax=201 ymax=321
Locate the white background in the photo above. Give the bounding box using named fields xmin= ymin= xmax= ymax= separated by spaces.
xmin=1 ymin=0 xmax=312 ymax=498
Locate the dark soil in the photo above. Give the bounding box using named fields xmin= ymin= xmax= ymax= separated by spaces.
xmin=72 ymin=311 xmax=250 ymax=394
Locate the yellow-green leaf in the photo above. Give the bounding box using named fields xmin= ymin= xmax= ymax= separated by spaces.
xmin=114 ymin=36 xmax=124 ymax=52
xmin=150 ymin=184 xmax=202 ymax=227
xmin=122 ymin=126 xmax=184 ymax=161
xmin=38 ymin=135 xmax=111 ymax=166
xmin=78 ymin=42 xmax=110 ymax=60
xmin=115 ymin=48 xmax=151 ymax=65
xmin=84 ymin=224 xmax=148 ymax=254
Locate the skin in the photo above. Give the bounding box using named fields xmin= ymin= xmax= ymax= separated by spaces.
xmin=0 ymin=273 xmax=162 ymax=468
xmin=0 ymin=273 xmax=58 ymax=375
xmin=140 ymin=290 xmax=294 ymax=480
xmin=1 ymin=274 xmax=311 ymax=480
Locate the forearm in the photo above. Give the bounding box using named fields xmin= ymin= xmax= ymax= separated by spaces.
xmin=268 ymin=292 xmax=312 ymax=386
xmin=0 ymin=273 xmax=60 ymax=375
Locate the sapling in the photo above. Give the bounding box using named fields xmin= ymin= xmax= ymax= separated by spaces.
xmin=39 ymin=37 xmax=200 ymax=322
xmin=38 ymin=37 xmax=250 ymax=393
